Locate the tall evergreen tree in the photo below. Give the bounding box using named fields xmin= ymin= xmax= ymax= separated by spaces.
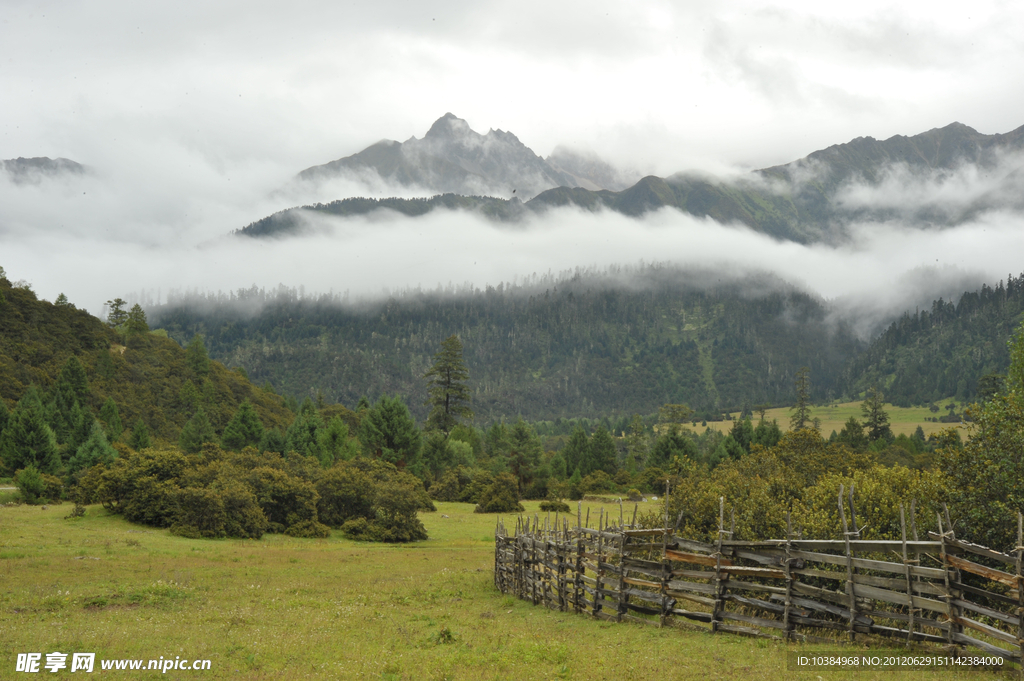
xmin=507 ymin=419 xmax=543 ymax=491
xmin=625 ymin=414 xmax=648 ymax=472
xmin=48 ymin=356 xmax=90 ymax=442
xmin=221 ymin=399 xmax=265 ymax=451
xmin=178 ymin=379 xmax=200 ymax=415
xmin=0 ymin=387 xmax=61 ymax=474
xmin=837 ymin=415 xmax=868 ymax=451
xmin=423 ymin=334 xmax=473 ymax=435
xmin=790 ymin=366 xmax=812 ymax=431
xmin=259 ymin=427 xmax=286 ymax=455
xmin=284 ymin=399 xmax=324 ymax=459
xmin=129 ymin=418 xmax=151 ymax=450
xmin=186 ymin=334 xmax=210 ymax=376
xmin=318 ymin=417 xmax=358 ymax=466
xmin=99 ymin=397 xmax=123 ymax=442
xmin=125 ymin=303 xmax=149 ymax=337
xmin=861 ymin=386 xmax=892 ymax=442
xmin=561 ymin=425 xmax=591 ymax=476
xmin=729 ymin=417 xmax=755 ymax=454
xmin=647 ymin=425 xmax=698 ymax=469
xmin=0 ymin=400 xmax=9 ymax=441
xmin=358 ymin=395 xmax=422 ymax=469
xmin=68 ymin=421 xmax=117 ymax=474
xmin=179 ymin=408 xmax=216 ymax=454
xmin=105 ymin=298 xmax=128 ymax=327
xmin=590 ymin=425 xmax=618 ymax=475
xmin=60 ymin=400 xmax=92 ymax=461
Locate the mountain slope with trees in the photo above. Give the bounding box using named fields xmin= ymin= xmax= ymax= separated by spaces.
xmin=844 ymin=271 xmax=1024 ymax=406
xmin=0 ymin=269 xmax=293 ymax=447
xmin=149 ymin=266 xmax=863 ymax=422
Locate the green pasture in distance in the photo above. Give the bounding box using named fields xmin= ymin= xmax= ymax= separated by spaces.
xmin=683 ymin=400 xmax=966 ymax=438
xmin=0 ymin=500 xmax=999 ymax=680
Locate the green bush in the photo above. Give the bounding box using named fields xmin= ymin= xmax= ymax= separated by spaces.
xmin=284 ymin=519 xmax=331 ymax=538
xmin=316 ymin=463 xmax=373 ymax=527
xmin=539 ymin=500 xmax=570 ymax=513
xmin=580 ymin=470 xmax=613 ymax=494
xmin=474 ymin=472 xmax=524 ymax=513
xmin=627 ymin=488 xmax=643 ymax=502
xmin=15 ymin=466 xmax=44 ymax=504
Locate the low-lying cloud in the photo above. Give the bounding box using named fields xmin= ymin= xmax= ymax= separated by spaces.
xmin=3 ymin=152 xmax=1021 ymax=343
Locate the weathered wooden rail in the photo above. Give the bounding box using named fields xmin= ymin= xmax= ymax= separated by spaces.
xmin=494 ymin=492 xmax=1024 ymax=662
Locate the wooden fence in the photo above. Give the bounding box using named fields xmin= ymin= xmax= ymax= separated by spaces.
xmin=494 ymin=488 xmax=1024 ymax=662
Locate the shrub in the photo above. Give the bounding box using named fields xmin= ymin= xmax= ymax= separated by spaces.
xmin=627 ymin=488 xmax=643 ymax=502
xmin=580 ymin=470 xmax=613 ymax=495
xmin=316 ymin=463 xmax=373 ymax=528
xmin=14 ymin=466 xmax=44 ymax=504
xmin=428 ymin=469 xmax=461 ymax=501
xmin=458 ymin=470 xmax=494 ymax=504
xmin=246 ymin=466 xmax=320 ymax=533
xmin=474 ymin=472 xmax=524 ymax=513
xmin=284 ymin=519 xmax=331 ymax=538
xmin=539 ymin=500 xmax=570 ymax=513
xmin=171 ymin=487 xmax=227 ymax=538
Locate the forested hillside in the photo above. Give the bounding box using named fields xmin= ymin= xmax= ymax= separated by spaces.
xmin=844 ymin=272 xmax=1024 ymax=405
xmin=0 ymin=271 xmax=293 ymax=441
xmin=149 ymin=267 xmax=863 ymax=421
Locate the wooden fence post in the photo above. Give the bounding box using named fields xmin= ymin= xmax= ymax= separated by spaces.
xmin=900 ymin=504 xmax=916 ymax=643
xmin=783 ymin=511 xmax=794 ymax=640
xmin=1016 ymin=512 xmax=1023 ymax=670
xmin=839 ymin=484 xmax=857 ymax=643
xmin=594 ymin=518 xmax=605 ymax=618
xmin=711 ymin=496 xmax=726 ymax=633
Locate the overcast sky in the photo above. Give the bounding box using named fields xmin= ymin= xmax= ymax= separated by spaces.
xmin=2 ymin=0 xmax=1023 ymax=318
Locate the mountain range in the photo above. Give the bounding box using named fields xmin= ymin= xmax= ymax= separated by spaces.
xmin=1 ymin=157 xmax=86 ymax=184
xmin=296 ymin=112 xmax=634 ymax=199
xmin=243 ymin=116 xmax=1024 ymax=243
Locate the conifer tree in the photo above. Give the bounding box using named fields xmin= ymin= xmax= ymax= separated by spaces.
xmin=285 ymin=399 xmax=324 ymax=459
xmin=861 ymin=386 xmax=892 ymax=442
xmin=125 ymin=303 xmax=149 ymax=337
xmin=186 ymin=334 xmax=210 ymax=376
xmin=358 ymin=395 xmax=422 ymax=469
xmin=507 ymin=419 xmax=542 ymax=491
xmin=790 ymin=366 xmax=812 ymax=431
xmin=99 ymin=397 xmax=123 ymax=442
xmin=0 ymin=387 xmax=61 ymax=474
xmin=179 ymin=408 xmax=216 ymax=454
xmin=317 ymin=416 xmax=358 ymax=466
xmin=561 ymin=425 xmax=591 ymax=476
xmin=179 ymin=379 xmax=200 ymax=415
xmin=259 ymin=427 xmax=286 ymax=455
xmin=647 ymin=425 xmax=698 ymax=469
xmin=423 ymin=335 xmax=473 ymax=435
xmin=129 ymin=418 xmax=151 ymax=450
xmin=590 ymin=425 xmax=618 ymax=475
xmin=48 ymin=356 xmax=90 ymax=441
xmin=625 ymin=414 xmax=648 ymax=472
xmin=221 ymin=400 xmax=264 ymax=451
xmin=68 ymin=421 xmax=117 ymax=474
xmin=0 ymin=400 xmax=9 ymax=440
xmin=105 ymin=298 xmax=128 ymax=327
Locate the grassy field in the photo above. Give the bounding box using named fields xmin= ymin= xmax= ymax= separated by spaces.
xmin=682 ymin=401 xmax=965 ymax=439
xmin=0 ymin=500 xmax=1009 ymax=680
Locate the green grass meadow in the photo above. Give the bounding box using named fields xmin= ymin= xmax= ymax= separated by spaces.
xmin=0 ymin=500 xmax=1009 ymax=680
xmin=684 ymin=401 xmax=963 ymax=438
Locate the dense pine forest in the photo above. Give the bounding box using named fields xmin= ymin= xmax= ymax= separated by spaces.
xmin=845 ymin=272 xmax=1024 ymax=405
xmin=148 ymin=266 xmax=863 ymax=422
